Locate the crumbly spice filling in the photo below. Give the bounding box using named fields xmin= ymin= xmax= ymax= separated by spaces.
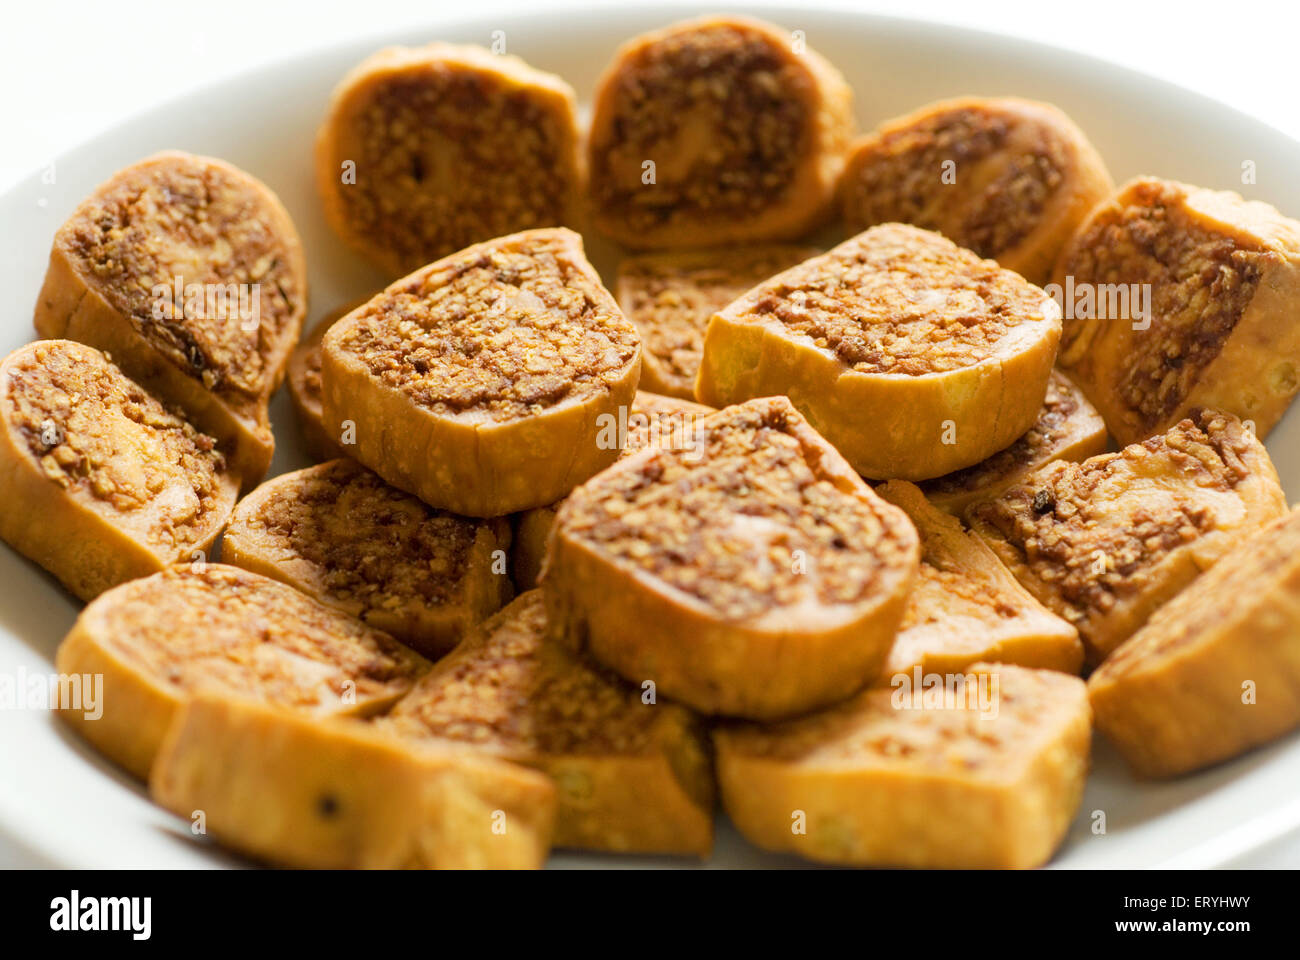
xmin=5 ymin=343 xmax=227 ymax=549
xmin=620 ymin=392 xmax=711 ymax=457
xmin=389 ymin=593 xmax=663 ymax=755
xmin=739 ymin=224 xmax=1053 ymax=374
xmin=591 ymin=24 xmax=810 ymax=228
xmin=243 ymin=460 xmax=491 ymax=611
xmin=969 ymin=411 xmax=1256 ymax=628
xmin=61 ymin=157 xmax=302 ymax=400
xmin=961 ymin=148 xmax=1066 ymax=257
xmin=900 ymin=560 xmax=1021 ymax=632
xmin=335 ymin=233 xmax=638 ymax=421
xmin=299 ymin=342 xmax=324 ymax=414
xmin=722 ymin=666 xmax=1075 ymax=770
xmin=621 ymin=247 xmax=814 ymax=384
xmin=560 ymin=400 xmax=913 ymax=620
xmin=1060 ymin=180 xmax=1266 ymax=429
xmin=843 ymin=106 xmax=1066 ymax=257
xmin=99 ymin=566 xmax=425 ymax=705
xmin=922 ymin=371 xmax=1085 ymax=498
xmin=342 ymin=67 xmax=575 ymax=271
xmin=1101 ymin=511 xmax=1300 ymax=672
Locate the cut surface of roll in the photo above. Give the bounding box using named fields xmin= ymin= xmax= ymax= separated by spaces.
xmin=714 ymin=663 xmax=1091 ymax=868
xmin=0 ymin=340 xmax=238 ymax=601
xmin=511 ymin=390 xmax=714 ymax=590
xmin=53 ymin=564 xmax=429 ymax=779
xmin=615 ymin=245 xmax=819 ymax=399
xmin=151 ymin=693 xmax=556 ymax=869
xmin=840 ymin=96 xmax=1113 ymax=285
xmin=321 ymin=227 xmax=641 ymax=517
xmin=34 ymin=151 xmax=307 ymax=485
xmin=695 ymin=223 xmax=1062 ymax=480
xmin=967 ymin=409 xmax=1287 ymax=667
xmin=1089 ymin=508 xmax=1300 ymax=778
xmin=379 ymin=591 xmax=713 ymax=857
xmin=920 ymin=368 xmax=1108 ymax=515
xmin=587 ymin=16 xmax=853 ymax=248
xmin=223 ymin=459 xmax=512 ymax=658
xmin=875 ymin=480 xmax=1082 ymax=678
xmin=1054 ymin=177 xmax=1300 ymax=444
xmin=316 ymin=43 xmax=581 ymax=278
xmin=544 ymin=396 xmax=920 ymax=719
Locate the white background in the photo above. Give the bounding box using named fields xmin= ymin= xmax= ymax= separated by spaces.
xmin=1 ymin=0 xmax=1297 ymax=869
xmin=3 ymin=0 xmax=1299 ymax=192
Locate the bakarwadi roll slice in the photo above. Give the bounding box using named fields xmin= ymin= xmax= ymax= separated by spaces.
xmin=587 ymin=16 xmax=853 ymax=249
xmin=320 ymin=227 xmax=641 ymax=517
xmin=35 ymin=150 xmax=307 ymax=485
xmin=0 ymin=340 xmax=237 ymax=600
xmin=223 ymin=458 xmax=512 ymax=658
xmin=695 ymin=223 xmax=1062 ymax=480
xmin=54 ymin=564 xmax=428 ymax=779
xmin=543 ymin=396 xmax=919 ymax=719
xmin=380 ymin=591 xmax=714 ymax=857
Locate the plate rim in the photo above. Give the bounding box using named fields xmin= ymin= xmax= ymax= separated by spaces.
xmin=3 ymin=1 xmax=1300 ymax=870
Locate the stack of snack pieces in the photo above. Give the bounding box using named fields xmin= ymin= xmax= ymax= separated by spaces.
xmin=4 ymin=14 xmax=1300 ymax=871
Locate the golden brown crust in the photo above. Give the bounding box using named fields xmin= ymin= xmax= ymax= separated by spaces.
xmin=875 ymin=481 xmax=1082 ymax=677
xmin=54 ymin=564 xmax=429 ymax=779
xmin=511 ymin=390 xmax=714 ymax=590
xmin=34 ymin=151 xmax=307 ymax=486
xmin=840 ymin=96 xmax=1113 ymax=285
xmin=0 ymin=341 xmax=237 ymax=600
xmin=587 ymin=16 xmax=853 ymax=248
xmin=150 ymin=694 xmax=556 ymax=869
xmin=920 ymin=368 xmax=1108 ymax=515
xmin=222 ymin=459 xmax=513 ymax=659
xmin=511 ymin=502 xmax=561 ymax=594
xmin=321 ymin=228 xmax=641 ymax=517
xmin=543 ymin=396 xmax=919 ymax=719
xmin=379 ymin=592 xmax=713 ymax=856
xmin=967 ymin=409 xmax=1287 ymax=666
xmin=1054 ymin=177 xmax=1300 ymax=444
xmin=714 ymin=663 xmax=1091 ymax=868
xmin=695 ymin=224 xmax=1062 ymax=479
xmin=315 ymin=43 xmax=582 ymax=278
xmin=1089 ymin=508 xmax=1300 ymax=777
xmin=616 ymin=245 xmax=819 ymax=399
xmin=287 ymin=300 xmax=368 ymax=462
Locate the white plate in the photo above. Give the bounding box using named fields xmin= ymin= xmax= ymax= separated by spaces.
xmin=2 ymin=4 xmax=1299 ymax=870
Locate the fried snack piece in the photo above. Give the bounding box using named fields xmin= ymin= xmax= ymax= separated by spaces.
xmin=0 ymin=341 xmax=238 ymax=601
xmin=544 ymin=396 xmax=919 ymax=719
xmin=512 ymin=505 xmax=561 ymax=594
xmin=615 ymin=245 xmax=820 ymax=399
xmin=839 ymin=97 xmax=1113 ymax=285
xmin=967 ymin=409 xmax=1287 ymax=666
xmin=588 ymin=16 xmax=853 ymax=249
xmin=321 ymin=228 xmax=641 ymax=517
xmin=920 ymin=369 xmax=1108 ymax=515
xmin=511 ymin=390 xmax=714 ymax=589
xmin=34 ymin=151 xmax=307 ymax=486
xmin=316 ymin=43 xmax=581 ymax=278
xmin=1089 ymin=508 xmax=1300 ymax=778
xmin=54 ymin=564 xmax=429 ymax=779
xmin=379 ymin=591 xmax=713 ymax=857
xmin=714 ymin=663 xmax=1091 ymax=868
xmin=696 ymin=224 xmax=1063 ymax=480
xmin=223 ymin=459 xmax=512 ymax=658
xmin=1054 ymin=177 xmax=1300 ymax=444
xmin=875 ymin=481 xmax=1082 ymax=678
xmin=287 ymin=300 xmax=367 ymax=462
xmin=151 ymin=694 xmax=555 ymax=869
